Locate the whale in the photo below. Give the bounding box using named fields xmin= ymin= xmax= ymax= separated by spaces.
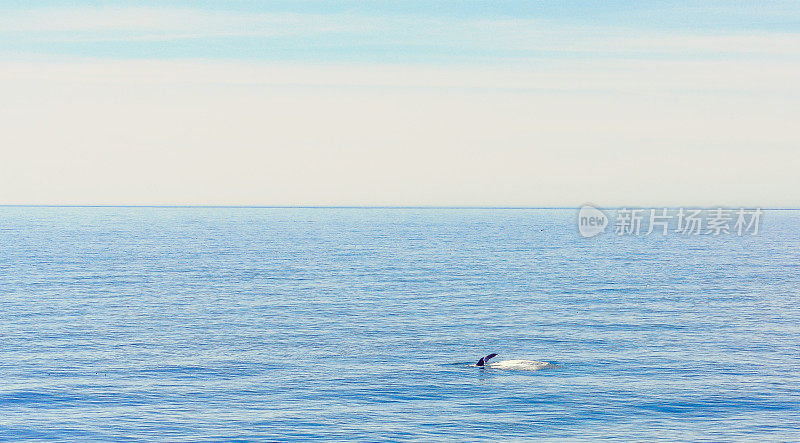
xmin=474 ymin=354 xmax=552 ymax=371
xmin=476 ymin=353 xmax=498 ymax=367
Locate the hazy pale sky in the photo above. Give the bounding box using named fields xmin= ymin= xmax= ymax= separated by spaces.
xmin=1 ymin=1 xmax=798 ymax=206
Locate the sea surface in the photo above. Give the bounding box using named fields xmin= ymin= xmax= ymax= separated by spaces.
xmin=1 ymin=207 xmax=798 ymax=441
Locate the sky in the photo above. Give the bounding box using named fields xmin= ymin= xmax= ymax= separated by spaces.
xmin=1 ymin=1 xmax=799 ymax=206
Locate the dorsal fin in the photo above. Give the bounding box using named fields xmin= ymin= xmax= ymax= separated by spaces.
xmin=476 ymin=353 xmax=498 ymax=366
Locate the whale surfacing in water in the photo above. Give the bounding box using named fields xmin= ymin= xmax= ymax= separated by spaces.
xmin=475 ymin=354 xmax=552 ymax=371
xmin=476 ymin=353 xmax=498 ymax=367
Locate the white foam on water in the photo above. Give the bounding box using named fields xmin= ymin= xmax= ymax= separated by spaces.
xmin=487 ymin=360 xmax=552 ymax=371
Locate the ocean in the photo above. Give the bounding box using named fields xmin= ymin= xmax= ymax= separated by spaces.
xmin=1 ymin=207 xmax=798 ymax=441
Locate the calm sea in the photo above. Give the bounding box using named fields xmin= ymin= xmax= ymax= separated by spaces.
xmin=1 ymin=208 xmax=798 ymax=441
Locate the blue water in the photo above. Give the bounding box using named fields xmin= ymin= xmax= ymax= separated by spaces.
xmin=1 ymin=208 xmax=798 ymax=441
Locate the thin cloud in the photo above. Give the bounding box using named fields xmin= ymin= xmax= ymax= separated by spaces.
xmin=1 ymin=6 xmax=798 ymax=60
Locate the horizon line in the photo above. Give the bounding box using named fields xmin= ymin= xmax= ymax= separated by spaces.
xmin=0 ymin=205 xmax=797 ymax=210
